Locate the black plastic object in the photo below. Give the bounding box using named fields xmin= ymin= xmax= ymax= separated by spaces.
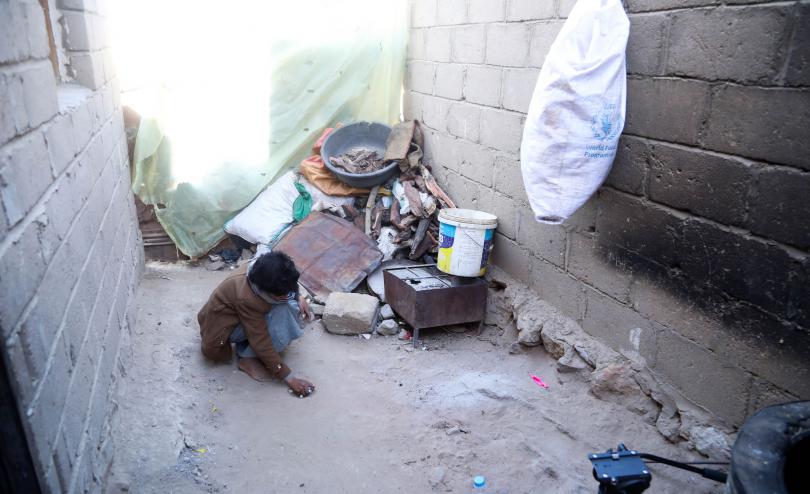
xmin=320 ymin=121 xmax=398 ymax=188
xmin=589 ymin=444 xmax=652 ymax=494
xmin=728 ymin=401 xmax=810 ymax=494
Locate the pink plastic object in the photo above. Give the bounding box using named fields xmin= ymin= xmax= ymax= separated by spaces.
xmin=529 ymin=373 xmax=549 ymax=390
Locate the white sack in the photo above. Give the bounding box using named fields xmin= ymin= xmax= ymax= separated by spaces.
xmin=520 ymin=0 xmax=629 ymax=224
xmin=224 ymin=172 xmax=354 ymax=245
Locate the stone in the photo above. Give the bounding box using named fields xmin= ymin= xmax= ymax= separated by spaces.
xmin=687 ymin=426 xmax=730 ymax=460
xmin=428 ymin=467 xmax=446 ymax=487
xmin=205 ymin=260 xmax=225 ymax=271
xmin=590 ymin=362 xmax=658 ymax=420
xmin=380 ymin=304 xmax=394 ymax=319
xmin=310 ymin=303 xmax=325 ymax=316
xmin=508 ymin=341 xmax=523 ymax=355
xmin=377 ymin=319 xmax=399 ymax=336
xmin=322 ymin=292 xmax=379 ymax=335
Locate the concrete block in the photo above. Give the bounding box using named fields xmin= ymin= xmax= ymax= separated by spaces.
xmin=501 ymin=68 xmax=538 ymax=113
xmin=681 ymin=219 xmax=798 ymax=317
xmin=70 ymin=100 xmax=94 ymax=151
xmin=485 ymin=23 xmax=529 ymax=67
xmin=408 ymin=28 xmax=426 ymax=60
xmin=450 ymin=24 xmax=486 ymax=63
xmin=411 ymin=0 xmax=437 ymax=28
xmin=654 ymin=328 xmax=751 ymax=426
xmin=568 ymin=233 xmax=633 ymax=302
xmin=490 ymin=233 xmax=531 ymax=284
xmin=0 ymin=1 xmax=49 ymax=63
xmin=565 ymin=196 xmax=598 ymax=234
xmin=434 ymin=64 xmax=465 ymax=100
xmin=704 ymin=85 xmax=810 ymax=170
xmin=478 ymin=107 xmax=523 ymax=154
xmin=0 ymin=72 xmax=27 ymax=145
xmin=463 ymin=64 xmax=501 ymax=107
xmin=625 ymin=77 xmax=709 ymax=146
xmin=557 ymin=0 xmax=578 ymax=17
xmin=517 ymin=211 xmax=566 ymax=267
xmin=421 ymin=95 xmax=451 ymax=133
xmin=747 ymin=379 xmax=800 ymax=418
xmin=446 ymin=173 xmax=484 ymax=210
xmin=61 ymin=353 xmax=96 ymax=456
xmin=19 ymin=62 xmax=59 ymax=129
xmin=26 ymin=334 xmax=72 ymax=464
xmin=746 ymin=167 xmax=810 ymax=250
xmin=626 ymin=12 xmax=668 ymax=76
xmin=784 ymin=3 xmax=810 ymax=86
xmin=492 ymin=153 xmax=525 ymax=201
xmin=62 ymin=11 xmax=93 ymax=51
xmin=529 ymin=258 xmax=587 ymax=322
xmin=716 ymin=302 xmax=809 ymax=398
xmin=45 ymin=115 xmax=77 ymax=178
xmin=23 ymin=1 xmax=50 ymax=60
xmin=0 ymin=131 xmax=53 ymax=226
xmin=666 ymin=6 xmax=790 ymax=84
xmin=70 ymin=52 xmax=105 ymax=90
xmin=596 ymin=188 xmax=684 ymax=269
xmin=507 ymin=0 xmax=555 ymax=21
xmin=528 ymin=21 xmax=563 ymax=67
xmin=425 ymin=27 xmax=452 ymax=63
xmin=583 ymin=286 xmax=657 ymax=362
xmin=323 ymin=292 xmax=379 ymax=335
xmin=426 ymin=131 xmax=462 ymax=172
xmin=479 ymin=191 xmax=520 ymax=240
xmin=604 ymin=135 xmax=647 ymax=196
xmin=647 ymin=142 xmax=752 ymax=226
xmin=630 ymin=272 xmax=726 ymax=350
xmin=626 ymin=0 xmax=718 ymax=13
xmin=406 ymin=61 xmax=435 ymax=95
xmin=436 ymin=0 xmax=467 ymax=25
xmin=468 ymin=0 xmax=505 ymax=22
xmin=455 ymin=139 xmax=493 ymax=185
xmin=43 ymin=162 xmax=89 ymax=243
xmin=0 ymin=1 xmax=26 ymax=63
xmin=403 ymin=90 xmax=425 ymax=122
xmin=446 ymin=101 xmax=481 ymax=143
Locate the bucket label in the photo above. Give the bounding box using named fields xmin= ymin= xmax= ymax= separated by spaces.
xmin=437 ymin=223 xmax=456 ymax=272
xmin=437 ymin=222 xmax=494 ymax=277
xmin=480 ymin=228 xmax=493 ymax=269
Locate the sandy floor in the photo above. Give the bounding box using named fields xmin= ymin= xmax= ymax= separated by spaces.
xmin=109 ymin=262 xmax=723 ymax=493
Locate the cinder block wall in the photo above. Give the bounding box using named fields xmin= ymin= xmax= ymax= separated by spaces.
xmin=405 ymin=0 xmax=809 ymax=428
xmin=0 ymin=0 xmax=142 ymax=491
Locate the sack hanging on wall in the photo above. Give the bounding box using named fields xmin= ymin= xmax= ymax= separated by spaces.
xmin=520 ymin=0 xmax=629 ymax=224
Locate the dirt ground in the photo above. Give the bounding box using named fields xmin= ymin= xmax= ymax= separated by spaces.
xmin=108 ymin=262 xmax=723 ymax=493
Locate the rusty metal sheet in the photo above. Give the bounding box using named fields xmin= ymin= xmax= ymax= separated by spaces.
xmin=274 ymin=212 xmax=383 ymax=301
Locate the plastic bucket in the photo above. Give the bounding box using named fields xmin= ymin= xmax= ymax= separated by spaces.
xmin=437 ymin=209 xmax=498 ymax=277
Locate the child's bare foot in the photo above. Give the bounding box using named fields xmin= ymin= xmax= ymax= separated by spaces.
xmin=238 ymin=357 xmax=273 ymax=382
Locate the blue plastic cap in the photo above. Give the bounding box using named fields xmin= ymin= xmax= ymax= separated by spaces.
xmin=473 ymin=476 xmax=486 ymax=488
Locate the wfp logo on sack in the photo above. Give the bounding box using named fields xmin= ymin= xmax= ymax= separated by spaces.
xmin=585 ymin=101 xmax=621 ymax=159
xmin=590 ymin=102 xmax=621 ymax=141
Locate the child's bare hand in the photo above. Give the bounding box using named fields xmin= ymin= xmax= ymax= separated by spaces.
xmin=287 ymin=377 xmax=315 ymax=397
xmin=298 ymin=295 xmax=313 ymax=321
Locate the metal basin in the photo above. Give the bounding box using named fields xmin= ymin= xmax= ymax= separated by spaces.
xmin=321 ymin=121 xmax=398 ymax=188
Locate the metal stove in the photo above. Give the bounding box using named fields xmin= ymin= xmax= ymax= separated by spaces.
xmin=383 ymin=264 xmax=487 ymax=347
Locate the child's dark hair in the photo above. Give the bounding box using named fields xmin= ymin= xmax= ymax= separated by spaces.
xmin=248 ymin=252 xmax=300 ymax=296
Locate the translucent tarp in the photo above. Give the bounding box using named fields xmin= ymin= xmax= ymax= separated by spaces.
xmin=114 ymin=1 xmax=407 ymax=257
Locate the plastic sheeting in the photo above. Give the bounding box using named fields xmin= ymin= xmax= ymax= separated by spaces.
xmin=122 ymin=1 xmax=407 ymax=257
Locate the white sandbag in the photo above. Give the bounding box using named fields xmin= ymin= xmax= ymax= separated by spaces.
xmin=520 ymin=0 xmax=629 ymax=224
xmin=224 ymin=171 xmax=353 ymax=245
